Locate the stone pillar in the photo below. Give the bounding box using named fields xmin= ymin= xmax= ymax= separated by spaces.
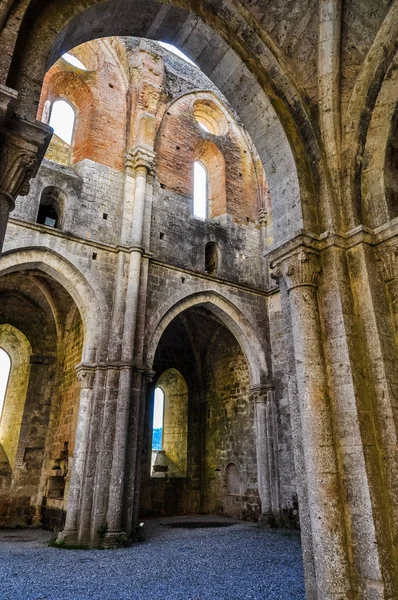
xmin=250 ymin=384 xmax=274 ymax=525
xmin=272 ymin=248 xmax=352 ymax=599
xmin=130 ymin=369 xmax=155 ymax=530
xmin=104 ymin=147 xmax=155 ymax=546
xmin=58 ymin=363 xmax=95 ymax=544
xmin=0 ymin=87 xmax=52 ymax=252
xmin=378 ymin=243 xmax=398 ymax=341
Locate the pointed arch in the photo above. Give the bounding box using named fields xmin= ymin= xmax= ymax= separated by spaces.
xmin=4 ymin=0 xmax=328 ymax=242
xmin=146 ymin=290 xmax=268 ymax=387
xmin=343 ymin=0 xmax=398 ymax=228
xmin=0 ymin=247 xmax=102 ymax=362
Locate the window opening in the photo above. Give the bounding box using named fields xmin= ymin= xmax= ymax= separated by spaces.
xmin=193 ymin=161 xmax=208 ymax=219
xmin=37 ymin=188 xmax=63 ymax=228
xmin=199 ymin=122 xmax=210 ymax=133
xmin=152 ymin=387 xmax=164 ymax=451
xmin=49 ymin=100 xmax=75 ymax=145
xmin=158 ymin=42 xmax=197 ymax=67
xmin=62 ymin=53 xmax=87 ymax=70
xmin=0 ymin=349 xmax=11 ymax=421
xmin=37 ymin=203 xmax=58 ymax=228
xmin=205 ymin=242 xmax=220 ymax=276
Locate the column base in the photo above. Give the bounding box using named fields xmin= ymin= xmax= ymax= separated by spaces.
xmin=56 ymin=528 xmax=78 ymax=545
xmin=102 ymin=530 xmax=129 ymax=548
xmin=258 ymin=513 xmax=276 ymax=528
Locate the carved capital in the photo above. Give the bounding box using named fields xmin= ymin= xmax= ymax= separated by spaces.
xmin=0 ymin=116 xmax=52 ymax=201
xmin=250 ymin=385 xmax=274 ymax=405
xmin=75 ymin=363 xmax=96 ymax=390
xmin=271 ymin=249 xmax=321 ymax=291
xmin=143 ymin=369 xmax=156 ymax=383
xmin=377 ymin=244 xmax=398 ymax=284
xmin=125 ymin=146 xmax=156 ymax=175
xmin=258 ymin=207 xmax=267 ymax=225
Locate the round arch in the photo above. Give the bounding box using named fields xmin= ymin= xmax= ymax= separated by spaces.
xmin=343 ymin=1 xmax=398 ymax=229
xmin=361 ymin=53 xmax=398 ymax=228
xmin=146 ymin=290 xmax=269 ymax=387
xmin=0 ymin=324 xmax=32 ymax=470
xmin=0 ymin=247 xmax=102 ymax=362
xmin=3 ymin=0 xmax=330 ymax=242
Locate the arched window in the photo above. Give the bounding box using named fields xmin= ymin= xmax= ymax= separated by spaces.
xmin=36 ymin=186 xmax=65 ymax=229
xmin=62 ymin=53 xmax=87 ymax=70
xmin=0 ymin=348 xmax=11 ymax=420
xmin=193 ymin=161 xmax=208 ymax=219
xmin=49 ymin=100 xmax=75 ymax=145
xmin=152 ymin=387 xmax=164 ymax=451
xmin=151 ymin=370 xmax=188 ymax=478
xmin=195 ymin=141 xmax=226 ymax=219
xmin=205 ymin=242 xmax=220 ymax=276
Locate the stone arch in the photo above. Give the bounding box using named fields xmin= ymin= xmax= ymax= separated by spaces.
xmin=0 ymin=247 xmax=102 ymax=362
xmin=0 ymin=324 xmax=32 ymax=471
xmin=360 ymin=52 xmax=398 ymax=228
xmin=3 ymin=0 xmax=330 ymax=242
xmin=146 ymin=291 xmax=268 ymax=387
xmin=343 ymin=1 xmax=398 ymax=228
xmin=40 ymin=70 xmax=93 ymax=164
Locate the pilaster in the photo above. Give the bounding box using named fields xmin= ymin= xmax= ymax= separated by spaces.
xmin=250 ymin=384 xmax=278 ymax=526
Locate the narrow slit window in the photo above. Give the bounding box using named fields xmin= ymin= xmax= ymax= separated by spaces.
xmin=49 ymin=100 xmax=75 ymax=145
xmin=193 ymin=161 xmax=208 ymax=219
xmin=0 ymin=348 xmax=11 ymax=420
xmin=152 ymin=387 xmax=164 ymax=451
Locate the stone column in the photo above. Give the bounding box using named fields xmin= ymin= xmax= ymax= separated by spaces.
xmin=378 ymin=243 xmax=398 ymax=341
xmin=130 ymin=369 xmax=155 ymax=529
xmin=0 ymin=87 xmax=52 ymax=252
xmin=272 ymin=248 xmax=352 ymax=600
xmin=265 ymin=387 xmax=280 ymax=516
xmin=58 ymin=363 xmax=95 ymax=544
xmin=104 ymin=147 xmax=155 ymax=546
xmin=250 ymin=384 xmax=274 ymax=525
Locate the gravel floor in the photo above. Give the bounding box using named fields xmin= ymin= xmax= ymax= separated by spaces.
xmin=0 ymin=516 xmax=305 ymax=600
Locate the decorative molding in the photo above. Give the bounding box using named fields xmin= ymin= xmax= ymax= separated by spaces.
xmin=271 ymin=248 xmax=321 ymax=291
xmin=377 ymin=244 xmax=398 ymax=284
xmin=143 ymin=369 xmax=156 ymax=383
xmin=0 ymin=85 xmax=18 ymax=127
xmin=258 ymin=207 xmax=267 ymax=225
xmin=125 ymin=146 xmax=156 ymax=175
xmin=0 ymin=116 xmax=52 ymax=201
xmin=250 ymin=384 xmax=274 ymax=404
xmin=75 ymin=364 xmax=96 ymax=389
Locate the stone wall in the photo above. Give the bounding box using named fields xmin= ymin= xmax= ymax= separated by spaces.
xmin=1 ymin=38 xmax=298 ymax=536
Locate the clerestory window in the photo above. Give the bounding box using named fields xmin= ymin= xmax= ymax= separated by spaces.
xmin=49 ymin=99 xmax=76 ymax=145
xmin=193 ymin=161 xmax=208 ymax=219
